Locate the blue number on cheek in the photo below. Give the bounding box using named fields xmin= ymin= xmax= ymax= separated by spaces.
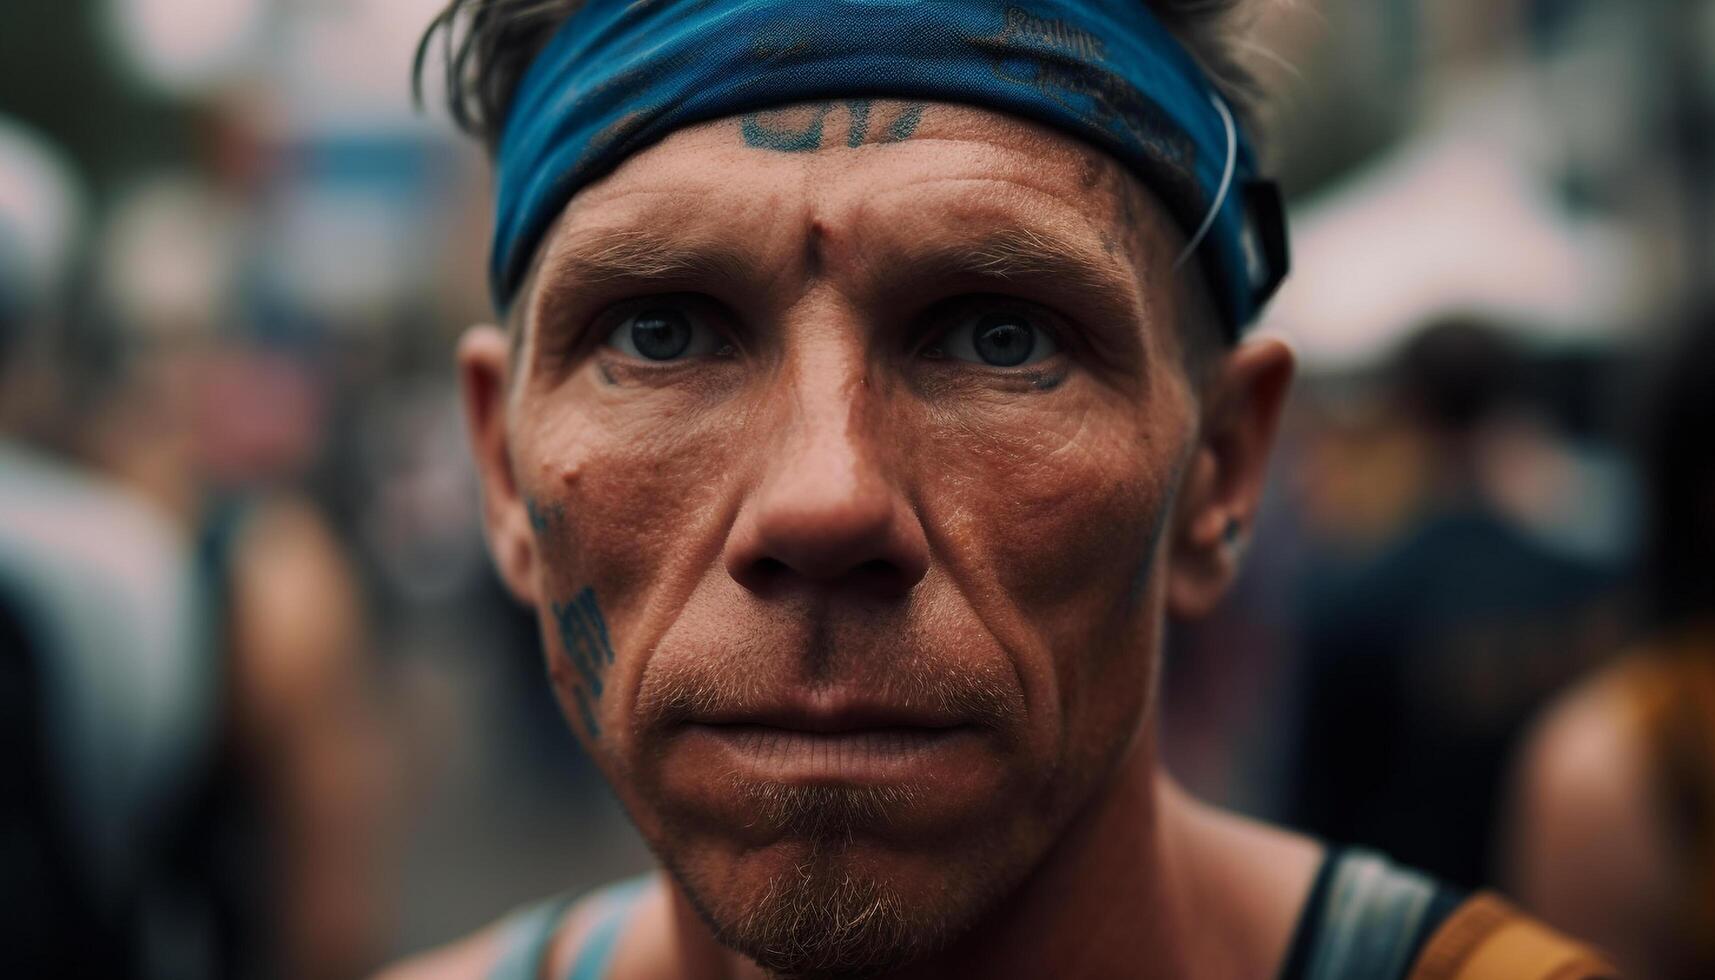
xmin=573 ymin=687 xmax=602 ymax=742
xmin=553 ymin=586 xmax=616 ymax=739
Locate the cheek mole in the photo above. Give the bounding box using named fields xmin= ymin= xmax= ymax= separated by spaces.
xmin=558 ymin=457 xmax=584 ymax=490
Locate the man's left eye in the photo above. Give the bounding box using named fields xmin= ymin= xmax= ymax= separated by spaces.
xmin=927 ymin=308 xmax=1061 ymax=367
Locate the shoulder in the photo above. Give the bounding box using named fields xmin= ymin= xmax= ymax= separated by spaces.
xmin=1168 ymin=786 xmax=1324 ymax=979
xmin=1509 ymin=665 xmax=1661 ymax=879
xmin=375 ymin=876 xmax=658 ymax=980
xmin=373 ymin=919 xmax=515 ymax=980
xmin=1503 ymin=665 xmax=1677 ymax=976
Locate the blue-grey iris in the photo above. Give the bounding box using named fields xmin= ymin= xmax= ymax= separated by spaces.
xmin=631 ymin=310 xmax=693 ymax=360
xmin=974 ymin=315 xmax=1035 ymax=367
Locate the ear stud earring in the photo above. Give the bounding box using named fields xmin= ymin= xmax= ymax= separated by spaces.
xmin=1222 ymin=517 xmax=1243 ymax=546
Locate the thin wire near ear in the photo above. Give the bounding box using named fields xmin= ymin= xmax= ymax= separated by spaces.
xmin=1174 ymin=92 xmax=1236 ymax=271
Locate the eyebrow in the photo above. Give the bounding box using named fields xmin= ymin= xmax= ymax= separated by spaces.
xmin=890 ymin=224 xmax=1149 ymax=361
xmin=528 ymin=226 xmax=757 ymax=332
xmin=915 ymin=225 xmax=1132 ymax=294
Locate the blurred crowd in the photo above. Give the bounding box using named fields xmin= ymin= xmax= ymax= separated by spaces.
xmin=2 ymin=0 xmax=1714 ymax=978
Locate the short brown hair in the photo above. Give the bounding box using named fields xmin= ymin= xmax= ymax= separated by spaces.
xmin=414 ymin=0 xmax=1260 ymax=155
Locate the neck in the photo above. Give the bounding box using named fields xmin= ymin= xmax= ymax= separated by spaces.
xmin=663 ymin=733 xmax=1313 ymax=980
xmin=915 ymin=741 xmax=1196 ymax=979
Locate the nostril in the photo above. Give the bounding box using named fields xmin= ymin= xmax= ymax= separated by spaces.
xmin=847 ymin=558 xmax=913 ymax=597
xmin=734 ymin=554 xmax=917 ymax=599
xmin=852 ymin=558 xmax=896 ymax=582
xmin=737 ymin=556 xmax=790 ymax=594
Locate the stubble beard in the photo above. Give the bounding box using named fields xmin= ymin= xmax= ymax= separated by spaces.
xmin=655 ymin=781 xmax=1022 ymax=980
xmin=626 ymin=626 xmax=1042 ymax=976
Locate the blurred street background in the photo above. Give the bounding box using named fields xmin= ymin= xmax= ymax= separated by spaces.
xmin=2 ymin=0 xmax=1711 ymax=975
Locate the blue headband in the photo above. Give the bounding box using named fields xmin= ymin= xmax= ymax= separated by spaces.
xmin=493 ymin=0 xmax=1289 ymax=335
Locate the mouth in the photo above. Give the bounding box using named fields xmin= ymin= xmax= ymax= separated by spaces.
xmin=686 ymin=723 xmax=975 ymax=781
xmin=673 ymin=699 xmax=987 ymax=785
xmin=645 ymin=686 xmax=1018 ymax=839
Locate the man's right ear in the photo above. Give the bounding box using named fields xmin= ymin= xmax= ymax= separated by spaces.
xmin=458 ymin=324 xmax=540 ymax=606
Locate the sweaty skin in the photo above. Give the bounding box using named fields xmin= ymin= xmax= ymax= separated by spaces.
xmin=389 ymin=100 xmax=1306 ymax=980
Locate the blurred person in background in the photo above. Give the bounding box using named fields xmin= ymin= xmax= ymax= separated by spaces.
xmin=1286 ymin=316 xmax=1621 ymax=892
xmin=0 ymin=112 xmax=393 ymax=978
xmin=73 ymin=185 xmax=396 ymax=978
xmin=1507 ymin=315 xmax=1715 ymax=980
xmin=0 ymin=113 xmax=210 ymax=980
xmin=384 ymin=1 xmax=1614 ymax=978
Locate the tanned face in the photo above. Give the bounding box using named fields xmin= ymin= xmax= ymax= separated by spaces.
xmin=461 ymin=99 xmax=1290 ymax=978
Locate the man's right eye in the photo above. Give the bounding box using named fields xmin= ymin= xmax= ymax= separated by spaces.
xmin=604 ymin=302 xmax=731 ymax=361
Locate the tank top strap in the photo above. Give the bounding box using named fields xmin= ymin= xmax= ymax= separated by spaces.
xmin=486 ymin=876 xmax=653 ymax=980
xmin=564 ymin=876 xmax=651 ymax=980
xmin=1284 ymin=848 xmax=1462 ymax=980
xmin=488 ymin=893 xmax=578 ymax=980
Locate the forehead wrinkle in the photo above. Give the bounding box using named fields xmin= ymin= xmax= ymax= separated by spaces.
xmin=849 ymin=135 xmax=1186 ymax=302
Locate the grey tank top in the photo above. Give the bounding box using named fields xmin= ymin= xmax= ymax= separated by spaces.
xmin=489 ymin=876 xmax=650 ymax=980
xmin=1278 ymin=847 xmax=1463 ymax=980
xmin=489 ymin=849 xmax=1458 ymax=980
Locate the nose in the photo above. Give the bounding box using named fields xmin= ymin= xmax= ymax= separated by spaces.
xmin=724 ymin=346 xmax=929 ymax=600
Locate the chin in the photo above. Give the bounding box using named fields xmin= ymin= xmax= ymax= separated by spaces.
xmin=660 ymin=824 xmax=1016 ymax=980
xmin=613 ymin=624 xmax=1070 ymax=974
xmin=630 ymin=738 xmax=1039 ymax=973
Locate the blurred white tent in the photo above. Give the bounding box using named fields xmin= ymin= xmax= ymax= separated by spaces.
xmin=1263 ymin=72 xmax=1642 ymax=373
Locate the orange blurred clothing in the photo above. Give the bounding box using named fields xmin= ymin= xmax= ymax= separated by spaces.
xmin=1612 ymin=624 xmax=1715 ymax=976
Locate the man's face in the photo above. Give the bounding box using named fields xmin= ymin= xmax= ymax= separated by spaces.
xmin=466 ymin=100 xmax=1266 ymax=976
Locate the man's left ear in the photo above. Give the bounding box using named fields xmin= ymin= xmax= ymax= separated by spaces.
xmin=1167 ymin=336 xmax=1295 ymax=620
